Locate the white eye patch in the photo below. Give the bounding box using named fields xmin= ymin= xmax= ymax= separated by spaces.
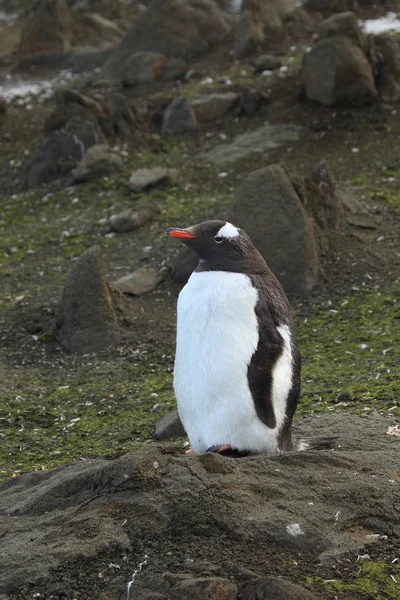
xmin=216 ymin=222 xmax=239 ymax=239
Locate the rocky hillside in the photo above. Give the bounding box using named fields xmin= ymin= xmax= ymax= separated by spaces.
xmin=0 ymin=1 xmax=399 ymax=599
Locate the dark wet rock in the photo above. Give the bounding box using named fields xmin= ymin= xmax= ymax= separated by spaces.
xmin=240 ymin=577 xmax=317 ymax=600
xmin=128 ymin=167 xmax=178 ymax=193
xmin=72 ymin=143 xmax=123 ymax=182
xmin=317 ymin=11 xmax=366 ymax=50
xmin=153 ymin=410 xmax=186 ymax=441
xmin=304 ymin=0 xmax=358 ymax=13
xmin=64 ymin=47 xmax=112 ymax=73
xmin=109 ymin=203 xmax=160 ymax=233
xmin=238 ymin=87 xmax=269 ymax=115
xmin=229 ymin=164 xmax=319 ymax=295
xmin=19 ymin=0 xmax=72 ymax=57
xmin=251 ymin=54 xmax=282 ymax=72
xmin=162 ymin=96 xmax=198 ymax=135
xmin=104 ymin=0 xmax=234 ymax=77
xmin=284 ymin=6 xmax=315 ymax=39
xmin=26 ymin=117 xmax=102 ymax=189
xmin=191 ymin=92 xmax=239 ymax=122
xmin=0 ymin=414 xmax=399 ymax=594
xmin=0 ymin=97 xmax=7 ymax=115
xmin=235 ymin=0 xmax=293 ymax=58
xmin=112 ymin=267 xmax=166 ymax=296
xmin=55 ymin=89 xmax=104 ymax=115
xmin=120 ymin=51 xmax=187 ymax=86
xmin=302 ymin=36 xmax=377 ymax=106
xmin=56 ymin=246 xmax=121 ymax=353
xmin=169 ymin=577 xmax=238 ymax=600
xmin=99 ymin=92 xmax=142 ymax=137
xmin=374 ymin=35 xmax=400 ymax=103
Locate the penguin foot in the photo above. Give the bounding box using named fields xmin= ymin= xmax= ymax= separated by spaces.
xmin=185 ymin=448 xmax=196 ymax=455
xmin=206 ymin=444 xmax=232 ymax=453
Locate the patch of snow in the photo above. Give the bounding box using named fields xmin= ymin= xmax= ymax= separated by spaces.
xmin=286 ymin=523 xmax=304 ymax=536
xmin=361 ymin=12 xmax=400 ymax=34
xmin=0 ymin=70 xmax=78 ymax=106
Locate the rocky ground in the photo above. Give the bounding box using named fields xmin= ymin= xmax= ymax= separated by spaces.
xmin=0 ymin=1 xmax=399 ymax=599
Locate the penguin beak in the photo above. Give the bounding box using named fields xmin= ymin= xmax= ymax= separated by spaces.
xmin=165 ymin=228 xmax=196 ymax=239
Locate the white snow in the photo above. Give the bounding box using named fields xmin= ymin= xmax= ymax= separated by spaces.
xmin=361 ymin=12 xmax=400 ymax=34
xmin=0 ymin=71 xmax=78 ymax=106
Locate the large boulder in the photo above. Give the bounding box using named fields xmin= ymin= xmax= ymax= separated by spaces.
xmin=374 ymin=34 xmax=400 ymax=103
xmin=228 ymin=164 xmax=319 ymax=296
xmin=235 ymin=0 xmax=294 ymax=58
xmin=119 ymin=51 xmax=187 ymax=86
xmin=56 ymin=246 xmax=121 ymax=353
xmin=104 ymin=0 xmax=234 ymax=78
xmin=302 ymin=36 xmax=377 ymax=106
xmin=0 ymin=414 xmax=398 ymax=596
xmin=72 ymin=12 xmax=124 ymax=50
xmin=19 ymin=0 xmax=72 ymax=57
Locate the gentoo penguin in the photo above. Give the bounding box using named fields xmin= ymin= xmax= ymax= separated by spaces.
xmin=166 ymin=220 xmax=301 ymax=455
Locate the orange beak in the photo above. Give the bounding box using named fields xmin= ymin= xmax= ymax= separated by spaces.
xmin=165 ymin=228 xmax=196 ymax=239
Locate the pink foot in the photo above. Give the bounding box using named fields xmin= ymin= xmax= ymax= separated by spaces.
xmin=185 ymin=448 xmax=196 ymax=454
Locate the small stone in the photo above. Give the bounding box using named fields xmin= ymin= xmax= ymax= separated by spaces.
xmin=239 ymin=87 xmax=269 ymax=115
xmin=252 ymin=54 xmax=283 ymax=72
xmin=191 ymin=93 xmax=239 ymax=122
xmin=240 ymin=577 xmax=317 ymax=600
xmin=153 ymin=410 xmax=186 ymax=441
xmin=128 ymin=167 xmax=178 ymax=193
xmin=334 ymin=391 xmax=352 ymax=404
xmin=109 ymin=203 xmax=160 ymax=233
xmin=72 ymin=144 xmax=123 ymax=183
xmin=169 ymin=577 xmax=237 ymax=600
xmin=112 ymin=267 xmax=165 ymax=296
xmin=162 ymin=96 xmax=198 ymax=135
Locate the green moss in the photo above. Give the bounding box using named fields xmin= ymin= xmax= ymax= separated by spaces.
xmin=296 ymin=281 xmax=400 ymax=418
xmin=308 ymin=561 xmax=400 ymax=599
xmin=348 ymin=164 xmax=400 ymax=214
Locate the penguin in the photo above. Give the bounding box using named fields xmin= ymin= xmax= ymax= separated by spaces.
xmin=166 ymin=220 xmax=301 ymax=455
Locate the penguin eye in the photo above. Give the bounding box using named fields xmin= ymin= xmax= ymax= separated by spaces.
xmin=214 ymin=236 xmax=224 ymax=244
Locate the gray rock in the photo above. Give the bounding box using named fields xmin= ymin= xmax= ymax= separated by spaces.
xmin=240 ymin=577 xmax=317 ymax=600
xmin=162 ymin=97 xmax=198 ymax=135
xmin=317 ymin=11 xmax=366 ymax=50
xmin=191 ymin=92 xmax=239 ymax=122
xmin=112 ymin=267 xmax=165 ymax=296
xmin=199 ymin=123 xmax=303 ymax=165
xmin=0 ymin=413 xmax=399 ymax=594
xmin=153 ymin=410 xmax=186 ymax=440
xmin=104 ymin=0 xmax=234 ymax=77
xmin=304 ymin=0 xmax=358 ymax=12
xmin=169 ymin=577 xmax=237 ymax=600
xmin=19 ymin=0 xmax=72 ymax=57
xmin=128 ymin=167 xmax=178 ymax=192
xmin=235 ymin=0 xmax=293 ymax=58
xmin=72 ymin=143 xmax=123 ymax=183
xmin=64 ymin=48 xmax=111 ymax=73
xmin=374 ymin=35 xmax=400 ymax=103
xmin=302 ymin=36 xmax=377 ymax=106
xmin=120 ymin=51 xmax=187 ymax=86
xmin=228 ymin=164 xmax=319 ymax=296
xmin=57 ymin=246 xmax=121 ymax=353
xmin=239 ymin=87 xmax=269 ymax=115
xmin=251 ymin=54 xmax=283 ymax=72
xmin=109 ymin=203 xmax=160 ymax=233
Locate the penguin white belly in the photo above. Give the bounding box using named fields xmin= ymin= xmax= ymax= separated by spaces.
xmin=173 ymin=270 xmax=278 ymax=454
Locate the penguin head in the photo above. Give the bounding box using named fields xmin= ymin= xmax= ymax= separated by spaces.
xmin=166 ymin=220 xmax=258 ymax=268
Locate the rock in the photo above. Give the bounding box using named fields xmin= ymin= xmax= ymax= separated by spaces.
xmin=251 ymin=54 xmax=282 ymax=72
xmin=170 ymin=577 xmax=238 ymax=600
xmin=72 ymin=12 xmax=124 ymax=50
xmin=109 ymin=203 xmax=160 ymax=233
xmin=302 ymin=36 xmax=377 ymax=106
xmin=26 ymin=116 xmax=103 ymax=189
xmin=374 ymin=35 xmax=400 ymax=103
xmin=19 ymin=0 xmax=72 ymax=57
xmin=104 ymin=0 xmax=234 ymax=77
xmin=239 ymin=87 xmax=269 ymax=115
xmin=55 ymin=89 xmax=104 ymax=115
xmin=65 ymin=48 xmax=112 ymax=73
xmin=153 ymin=411 xmax=186 ymax=440
xmin=191 ymin=92 xmax=239 ymax=122
xmin=57 ymin=246 xmax=121 ymax=353
xmin=120 ymin=51 xmax=187 ymax=86
xmin=99 ymin=92 xmax=141 ymax=137
xmin=162 ymin=97 xmax=198 ymax=135
xmin=112 ymin=267 xmax=165 ymax=296
xmin=317 ymin=11 xmax=366 ymax=50
xmin=0 ymin=413 xmax=399 ymax=594
xmin=235 ymin=0 xmax=294 ymax=58
xmin=199 ymin=123 xmax=303 ymax=165
xmin=128 ymin=167 xmax=178 ymax=193
xmin=304 ymin=0 xmax=358 ymax=13
xmin=228 ymin=164 xmax=319 ymax=295
xmin=240 ymin=577 xmax=317 ymax=600
xmin=72 ymin=144 xmax=123 ymax=183
xmin=0 ymin=97 xmax=7 ymax=115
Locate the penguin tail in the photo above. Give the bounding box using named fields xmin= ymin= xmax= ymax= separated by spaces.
xmin=295 ymin=436 xmax=339 ymax=451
